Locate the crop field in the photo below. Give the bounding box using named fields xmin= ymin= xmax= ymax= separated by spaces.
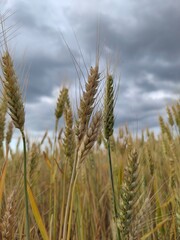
xmin=0 ymin=9 xmax=180 ymax=240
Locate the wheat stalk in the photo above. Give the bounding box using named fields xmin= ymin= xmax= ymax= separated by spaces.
xmin=1 ymin=50 xmax=30 ymax=240
xmin=103 ymin=73 xmax=121 ymax=239
xmin=66 ymin=111 xmax=102 ymax=240
xmin=63 ymin=63 xmax=101 ymax=240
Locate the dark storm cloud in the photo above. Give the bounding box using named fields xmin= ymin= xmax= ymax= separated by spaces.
xmin=21 ymin=50 xmax=78 ymax=102
xmin=14 ymin=1 xmax=37 ymax=29
xmin=2 ymin=0 xmax=179 ymax=133
xmin=65 ymin=1 xmax=180 ymax=73
xmin=68 ymin=0 xmax=180 ymax=61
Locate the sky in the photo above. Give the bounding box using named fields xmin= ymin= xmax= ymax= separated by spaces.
xmin=0 ymin=0 xmax=180 ymax=141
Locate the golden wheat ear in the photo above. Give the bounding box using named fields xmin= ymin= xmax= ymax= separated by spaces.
xmin=171 ymin=100 xmax=180 ymax=131
xmin=28 ymin=143 xmax=39 ymax=187
xmin=76 ymin=65 xmax=100 ymax=144
xmin=1 ymin=51 xmax=25 ymax=132
xmin=0 ymin=97 xmax=7 ymax=151
xmin=119 ymin=148 xmax=140 ymax=238
xmin=176 ymin=193 xmax=180 ymax=235
xmin=6 ymin=121 xmax=13 ymax=146
xmin=77 ymin=111 xmax=102 ymax=166
xmin=63 ymin=102 xmax=75 ymax=162
xmin=55 ymin=87 xmax=69 ymax=120
xmin=0 ymin=190 xmax=16 ymax=240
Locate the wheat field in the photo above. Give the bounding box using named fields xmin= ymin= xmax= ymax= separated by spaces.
xmin=0 ymin=12 xmax=180 ymax=240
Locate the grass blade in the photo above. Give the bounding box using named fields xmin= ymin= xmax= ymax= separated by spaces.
xmin=27 ymin=183 xmax=49 ymax=240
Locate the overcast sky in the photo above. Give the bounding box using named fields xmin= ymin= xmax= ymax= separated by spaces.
xmin=1 ymin=0 xmax=180 ymax=140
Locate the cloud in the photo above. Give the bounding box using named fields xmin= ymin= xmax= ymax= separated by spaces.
xmin=1 ymin=0 xmax=179 ymax=136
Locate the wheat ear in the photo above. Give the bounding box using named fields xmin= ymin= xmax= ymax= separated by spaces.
xmin=28 ymin=143 xmax=39 ymax=187
xmin=76 ymin=65 xmax=100 ymax=143
xmin=1 ymin=52 xmax=25 ymax=131
xmin=0 ymin=97 xmax=6 ymax=157
xmin=0 ymin=191 xmax=16 ymax=240
xmin=55 ymin=87 xmax=69 ymax=120
xmin=4 ymin=121 xmax=13 ymax=159
xmin=63 ymin=103 xmax=75 ymax=163
xmin=119 ymin=148 xmax=139 ymax=239
xmin=77 ymin=111 xmax=102 ymax=166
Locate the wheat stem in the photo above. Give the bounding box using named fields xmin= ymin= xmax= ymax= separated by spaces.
xmin=67 ymin=173 xmax=78 ymax=240
xmin=62 ymin=151 xmax=78 ymax=240
xmin=21 ymin=131 xmax=30 ymax=240
xmin=107 ymin=139 xmax=121 ymax=240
